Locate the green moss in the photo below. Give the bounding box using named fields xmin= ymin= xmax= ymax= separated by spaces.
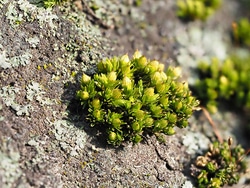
xmin=194 ymin=139 xmax=247 ymax=188
xmin=177 ymin=0 xmax=222 ymax=21
xmin=193 ymin=55 xmax=250 ymax=113
xmin=41 ymin=0 xmax=69 ymax=8
xmin=232 ymin=18 xmax=250 ymax=47
xmin=77 ymin=51 xmax=199 ymax=145
xmin=134 ymin=0 xmax=142 ymax=7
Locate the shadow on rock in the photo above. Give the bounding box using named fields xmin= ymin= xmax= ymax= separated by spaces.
xmin=60 ymin=72 xmax=121 ymax=149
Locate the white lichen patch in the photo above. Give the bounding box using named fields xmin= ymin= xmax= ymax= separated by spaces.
xmin=26 ymin=82 xmax=45 ymax=101
xmin=0 ymin=0 xmax=8 ymax=8
xmin=0 ymin=51 xmax=11 ymax=69
xmin=27 ymin=137 xmax=50 ymax=164
xmin=0 ymin=81 xmax=57 ymax=117
xmin=9 ymin=52 xmax=32 ymax=67
xmin=0 ymin=50 xmax=32 ymax=69
xmin=182 ymin=180 xmax=193 ymax=188
xmin=53 ymin=120 xmax=87 ymax=157
xmin=26 ymin=36 xmax=40 ymax=48
xmin=174 ymin=25 xmax=228 ymax=85
xmin=26 ymin=81 xmax=55 ymax=106
xmin=36 ymin=9 xmax=58 ymax=36
xmin=0 ymin=139 xmax=22 ymax=188
xmin=5 ymin=0 xmax=58 ymax=35
xmin=0 ymin=86 xmax=32 ymax=116
xmin=5 ymin=2 xmax=23 ymax=26
xmin=84 ymin=0 xmax=146 ymax=28
xmin=182 ymin=132 xmax=210 ymax=155
xmin=26 ymin=135 xmax=64 ymax=187
xmin=175 ymin=27 xmax=228 ymax=65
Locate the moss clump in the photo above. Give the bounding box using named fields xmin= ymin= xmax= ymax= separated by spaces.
xmin=77 ymin=51 xmax=199 ymax=145
xmin=41 ymin=0 xmax=68 ymax=8
xmin=232 ymin=18 xmax=250 ymax=47
xmin=177 ymin=0 xmax=222 ymax=21
xmin=193 ymin=55 xmax=250 ymax=113
xmin=194 ymin=139 xmax=247 ymax=188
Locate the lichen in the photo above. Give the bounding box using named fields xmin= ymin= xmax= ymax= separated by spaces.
xmin=25 ymin=36 xmax=40 ymax=48
xmin=4 ymin=0 xmax=58 ymax=34
xmin=0 ymin=82 xmax=56 ymax=117
xmin=0 ymin=86 xmax=32 ymax=116
xmin=26 ymin=81 xmax=55 ymax=106
xmin=9 ymin=52 xmax=32 ymax=67
xmin=182 ymin=180 xmax=193 ymax=188
xmin=0 ymin=51 xmax=10 ymax=69
xmin=182 ymin=132 xmax=210 ymax=155
xmin=174 ymin=26 xmax=228 ymax=85
xmin=52 ymin=120 xmax=87 ymax=157
xmin=0 ymin=0 xmax=8 ymax=8
xmin=0 ymin=138 xmax=22 ymax=188
xmin=5 ymin=2 xmax=23 ymax=26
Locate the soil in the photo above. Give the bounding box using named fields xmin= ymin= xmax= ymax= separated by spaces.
xmin=0 ymin=0 xmax=250 ymax=188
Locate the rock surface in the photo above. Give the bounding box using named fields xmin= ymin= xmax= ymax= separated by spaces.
xmin=0 ymin=0 xmax=250 ymax=187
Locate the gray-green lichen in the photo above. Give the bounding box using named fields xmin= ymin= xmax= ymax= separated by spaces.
xmin=175 ymin=27 xmax=227 ymax=63
xmin=0 ymin=49 xmax=32 ymax=69
xmin=52 ymin=120 xmax=87 ymax=157
xmin=182 ymin=180 xmax=193 ymax=188
xmin=26 ymin=135 xmax=64 ymax=188
xmin=5 ymin=0 xmax=58 ymax=30
xmin=25 ymin=36 xmax=40 ymax=48
xmin=26 ymin=81 xmax=56 ymax=106
xmin=0 ymin=82 xmax=58 ymax=117
xmin=174 ymin=25 xmax=228 ymax=84
xmin=0 ymin=51 xmax=9 ymax=69
xmin=0 ymin=0 xmax=8 ymax=8
xmin=0 ymin=0 xmax=108 ymax=72
xmin=0 ymin=138 xmax=22 ymax=188
xmin=85 ymin=0 xmax=146 ymax=28
xmin=5 ymin=2 xmax=23 ymax=26
xmin=0 ymin=86 xmax=32 ymax=116
xmin=182 ymin=132 xmax=210 ymax=155
xmin=0 ymin=0 xmax=58 ymax=68
xmin=0 ymin=0 xmax=108 ymax=115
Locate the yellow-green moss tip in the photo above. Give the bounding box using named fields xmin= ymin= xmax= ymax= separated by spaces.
xmin=77 ymin=51 xmax=199 ymax=145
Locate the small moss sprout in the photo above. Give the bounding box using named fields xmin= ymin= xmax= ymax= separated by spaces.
xmin=42 ymin=0 xmax=68 ymax=8
xmin=194 ymin=138 xmax=247 ymax=188
xmin=77 ymin=51 xmax=199 ymax=145
xmin=177 ymin=0 xmax=222 ymax=21
xmin=193 ymin=55 xmax=250 ymax=113
xmin=232 ymin=18 xmax=250 ymax=47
